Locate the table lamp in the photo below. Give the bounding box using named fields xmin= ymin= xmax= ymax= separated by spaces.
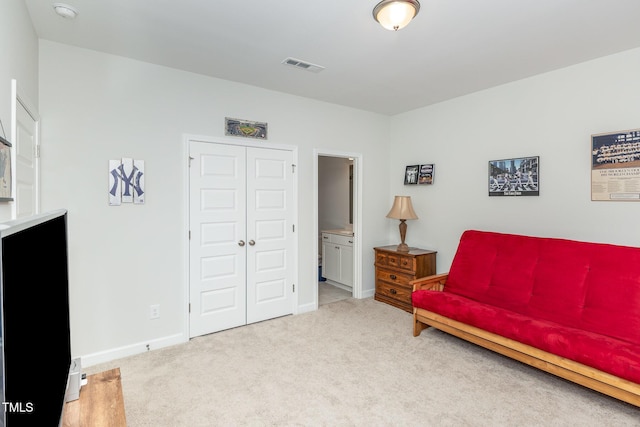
xmin=386 ymin=196 xmax=418 ymax=252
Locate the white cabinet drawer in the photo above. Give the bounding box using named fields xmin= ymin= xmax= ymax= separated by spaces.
xmin=330 ymin=234 xmax=353 ymax=246
xmin=321 ymin=232 xmax=354 ymax=247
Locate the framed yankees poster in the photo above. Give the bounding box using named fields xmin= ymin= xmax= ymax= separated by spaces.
xmin=404 ymin=165 xmax=419 ymax=185
xmin=225 ymin=117 xmax=268 ymax=140
xmin=591 ymin=128 xmax=640 ymax=201
xmin=418 ymin=164 xmax=434 ymax=185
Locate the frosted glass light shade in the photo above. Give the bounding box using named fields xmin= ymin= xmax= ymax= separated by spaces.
xmin=373 ymin=0 xmax=420 ymax=31
xmin=53 ymin=3 xmax=79 ymax=19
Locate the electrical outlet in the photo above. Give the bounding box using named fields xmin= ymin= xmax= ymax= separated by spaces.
xmin=149 ymin=304 xmax=160 ymax=319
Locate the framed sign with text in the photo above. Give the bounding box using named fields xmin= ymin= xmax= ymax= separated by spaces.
xmin=591 ymin=129 xmax=640 ymax=201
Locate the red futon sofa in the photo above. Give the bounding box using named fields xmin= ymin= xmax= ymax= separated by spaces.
xmin=411 ymin=230 xmax=640 ymax=406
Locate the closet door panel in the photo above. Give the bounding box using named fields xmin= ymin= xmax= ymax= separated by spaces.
xmin=246 ymin=148 xmax=294 ymax=323
xmin=189 ymin=142 xmax=247 ymax=337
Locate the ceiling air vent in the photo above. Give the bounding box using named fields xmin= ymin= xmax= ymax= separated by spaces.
xmin=282 ymin=57 xmax=325 ymax=73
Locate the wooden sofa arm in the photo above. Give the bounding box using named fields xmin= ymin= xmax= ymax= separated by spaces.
xmin=411 ymin=273 xmax=449 ymax=292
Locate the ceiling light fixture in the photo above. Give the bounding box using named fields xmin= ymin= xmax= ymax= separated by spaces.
xmin=373 ymin=0 xmax=420 ymax=31
xmin=52 ymin=3 xmax=79 ymax=19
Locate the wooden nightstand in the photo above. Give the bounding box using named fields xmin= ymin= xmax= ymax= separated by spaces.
xmin=374 ymin=246 xmax=437 ymax=313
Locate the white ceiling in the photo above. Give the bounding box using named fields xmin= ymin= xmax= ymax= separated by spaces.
xmin=24 ymin=0 xmax=640 ymax=116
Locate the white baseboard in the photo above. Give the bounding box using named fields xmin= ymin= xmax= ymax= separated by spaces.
xmin=361 ymin=288 xmax=375 ymax=299
xmin=297 ymin=301 xmax=317 ymax=314
xmin=79 ymin=333 xmax=187 ymax=368
xmin=79 ymin=295 xmax=375 ymax=368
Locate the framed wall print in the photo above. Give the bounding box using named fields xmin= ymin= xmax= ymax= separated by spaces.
xmin=489 ymin=156 xmax=539 ymax=196
xmin=418 ymin=164 xmax=434 ymax=185
xmin=404 ymin=165 xmax=419 ymax=184
xmin=591 ymin=128 xmax=640 ymax=201
xmin=0 ymin=136 xmax=12 ymax=201
xmin=225 ymin=117 xmax=268 ymax=140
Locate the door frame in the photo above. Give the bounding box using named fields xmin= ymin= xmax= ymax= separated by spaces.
xmin=183 ymin=134 xmax=299 ymax=339
xmin=10 ymin=79 xmax=41 ymax=219
xmin=313 ymin=149 xmax=363 ymax=308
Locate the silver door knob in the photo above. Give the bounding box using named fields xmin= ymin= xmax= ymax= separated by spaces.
xmin=238 ymin=240 xmax=245 ymax=246
xmin=249 ymin=240 xmax=256 ymax=246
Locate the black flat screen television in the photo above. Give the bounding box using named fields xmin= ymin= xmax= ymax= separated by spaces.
xmin=0 ymin=209 xmax=72 ymax=426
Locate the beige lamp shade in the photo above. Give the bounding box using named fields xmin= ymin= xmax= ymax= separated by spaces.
xmin=386 ymin=196 xmax=418 ymax=220
xmin=386 ymin=196 xmax=418 ymax=252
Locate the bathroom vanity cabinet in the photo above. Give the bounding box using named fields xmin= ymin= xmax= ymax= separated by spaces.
xmin=321 ymin=230 xmax=354 ymax=289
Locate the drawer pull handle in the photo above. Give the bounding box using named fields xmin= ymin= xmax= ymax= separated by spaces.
xmin=390 ymin=289 xmax=397 ymax=295
xmin=390 ymin=274 xmax=397 ymax=280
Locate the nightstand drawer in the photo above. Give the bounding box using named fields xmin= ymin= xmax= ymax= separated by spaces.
xmin=375 ymin=251 xmax=388 ymax=266
xmin=386 ymin=253 xmax=414 ymax=272
xmin=375 ymin=280 xmax=412 ymax=306
xmin=376 ymin=268 xmax=414 ymax=286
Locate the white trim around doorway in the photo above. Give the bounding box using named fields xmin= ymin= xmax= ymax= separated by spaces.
xmin=312 ymin=149 xmax=364 ymax=311
xmin=182 ymin=134 xmax=300 ymax=339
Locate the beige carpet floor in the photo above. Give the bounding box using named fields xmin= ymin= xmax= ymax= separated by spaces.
xmin=86 ymin=298 xmax=639 ymax=426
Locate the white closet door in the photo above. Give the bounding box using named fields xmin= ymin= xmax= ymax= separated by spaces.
xmin=189 ymin=141 xmax=294 ymax=337
xmin=13 ymin=91 xmax=40 ymax=218
xmin=246 ymin=147 xmax=294 ymax=324
xmin=189 ymin=142 xmax=247 ymax=337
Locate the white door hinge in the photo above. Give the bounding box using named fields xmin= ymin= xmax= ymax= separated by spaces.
xmin=292 ymin=284 xmax=295 ymax=292
xmin=34 ymin=145 xmax=40 ymax=158
xmin=189 ymin=156 xmax=194 ymax=167
xmin=292 ymin=164 xmax=296 ymax=173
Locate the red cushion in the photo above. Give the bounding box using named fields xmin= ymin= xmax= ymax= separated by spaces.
xmin=445 ymin=230 xmax=640 ymax=344
xmin=412 ymin=290 xmax=640 ymax=384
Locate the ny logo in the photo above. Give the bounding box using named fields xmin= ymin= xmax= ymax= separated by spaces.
xmin=110 ymin=164 xmax=144 ymax=197
xmin=109 ymin=158 xmax=145 ymax=205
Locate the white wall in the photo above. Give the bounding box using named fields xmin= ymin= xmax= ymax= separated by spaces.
xmin=24 ymin=7 xmax=640 ymax=367
xmin=318 ymin=156 xmax=352 ymax=232
xmin=390 ymin=47 xmax=640 ymax=273
xmin=0 ymin=0 xmax=39 ymax=221
xmin=38 ymin=41 xmax=391 ymax=365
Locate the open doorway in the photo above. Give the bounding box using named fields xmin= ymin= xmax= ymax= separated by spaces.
xmin=314 ymin=151 xmax=362 ymax=308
